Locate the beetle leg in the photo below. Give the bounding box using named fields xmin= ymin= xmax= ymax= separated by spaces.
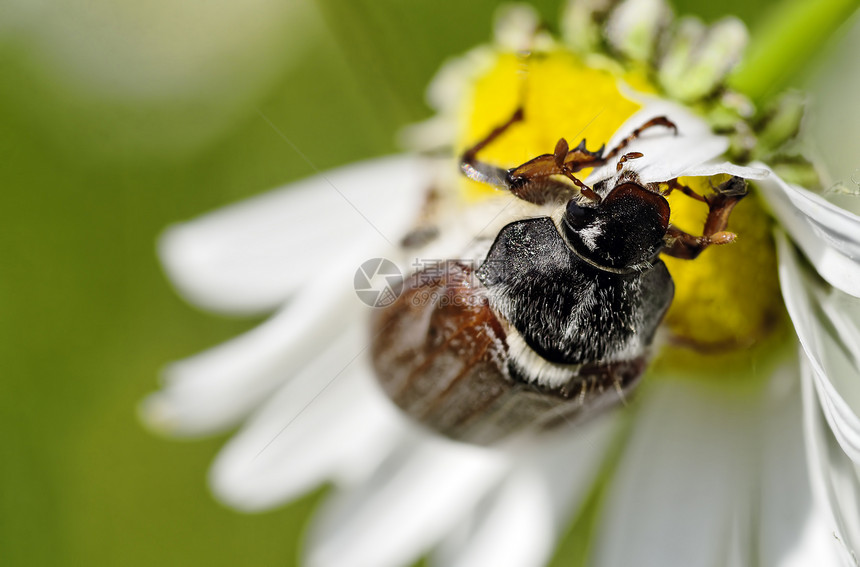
xmin=601 ymin=115 xmax=678 ymax=162
xmin=661 ymin=176 xmax=748 ymax=260
xmin=507 ymin=148 xmax=600 ymax=202
xmin=613 ymin=380 xmax=628 ymax=406
xmin=662 ymin=227 xmax=737 ymax=259
xmin=661 ymin=178 xmax=708 ymax=202
xmin=460 ymin=107 xmax=525 ymax=189
xmin=461 ymin=108 xmax=600 ymax=204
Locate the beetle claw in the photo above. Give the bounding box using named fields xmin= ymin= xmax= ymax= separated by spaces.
xmin=715 ymin=176 xmax=748 ymax=198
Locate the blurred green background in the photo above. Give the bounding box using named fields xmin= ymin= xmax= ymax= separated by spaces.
xmin=1 ymin=0 xmax=856 ymax=565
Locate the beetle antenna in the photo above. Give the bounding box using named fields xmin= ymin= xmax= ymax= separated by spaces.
xmin=616 ymin=151 xmax=644 ymax=172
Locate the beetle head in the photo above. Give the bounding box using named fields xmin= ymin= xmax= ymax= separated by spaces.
xmin=562 ymin=182 xmax=670 ymax=270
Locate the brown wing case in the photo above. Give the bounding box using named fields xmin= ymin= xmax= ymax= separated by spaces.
xmin=370 ymin=261 xmax=645 ymax=444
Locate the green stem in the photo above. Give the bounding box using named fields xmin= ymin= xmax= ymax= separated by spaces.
xmin=728 ymin=0 xmax=860 ymax=102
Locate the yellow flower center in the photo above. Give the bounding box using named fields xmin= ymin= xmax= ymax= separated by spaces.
xmin=457 ymin=49 xmax=786 ymax=377
xmin=457 ymin=50 xmax=649 ymax=200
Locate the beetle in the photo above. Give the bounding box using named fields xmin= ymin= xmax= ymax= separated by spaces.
xmin=370 ymin=106 xmax=747 ymax=445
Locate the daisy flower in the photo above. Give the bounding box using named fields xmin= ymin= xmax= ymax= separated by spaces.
xmin=142 ymin=1 xmax=860 ymax=565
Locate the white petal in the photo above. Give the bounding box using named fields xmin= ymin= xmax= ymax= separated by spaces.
xmin=209 ymin=344 xmax=404 ymax=511
xmin=432 ymin=467 xmax=555 ymax=567
xmin=140 ymin=260 xmax=364 ymax=436
xmin=305 ymin=437 xmax=509 ymax=567
xmin=777 ymin=233 xmax=860 ymax=464
xmin=759 ymin=166 xmax=860 ymax=298
xmin=424 ymin=46 xmax=495 ymax=114
xmin=160 ymin=155 xmax=427 ymax=314
xmin=591 ymin=378 xmax=761 ymax=567
xmin=433 ymin=415 xmax=620 ymax=567
xmin=759 ymin=366 xmax=842 ymax=567
xmin=677 ymin=160 xmax=769 ymax=180
xmin=587 ymin=97 xmax=764 ymax=185
xmin=802 ymin=358 xmax=860 ymax=565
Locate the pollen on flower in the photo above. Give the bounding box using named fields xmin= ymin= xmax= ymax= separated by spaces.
xmin=457 ymin=50 xmax=648 ymax=201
